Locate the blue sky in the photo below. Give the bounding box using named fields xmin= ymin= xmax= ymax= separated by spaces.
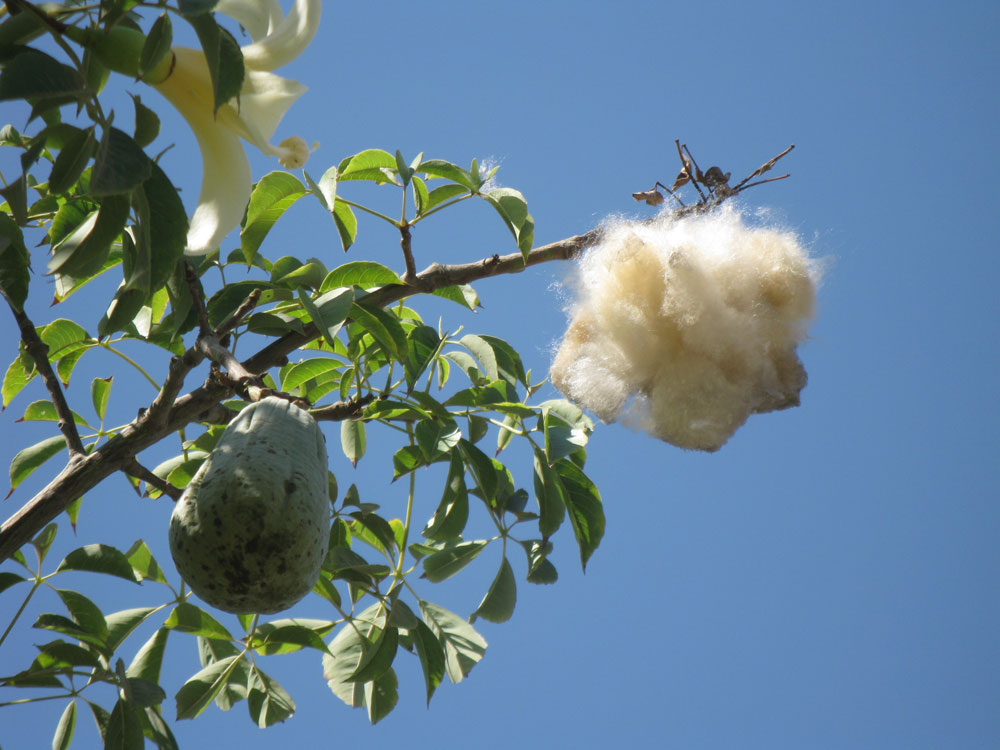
xmin=2 ymin=1 xmax=998 ymax=747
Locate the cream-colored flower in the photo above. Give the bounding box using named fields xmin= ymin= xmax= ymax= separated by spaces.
xmin=152 ymin=0 xmax=321 ymax=256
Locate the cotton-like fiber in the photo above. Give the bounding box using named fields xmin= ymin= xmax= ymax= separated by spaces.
xmin=550 ymin=206 xmax=818 ymax=451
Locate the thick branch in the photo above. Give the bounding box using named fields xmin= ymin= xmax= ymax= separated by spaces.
xmin=0 ymin=227 xmax=603 ymax=563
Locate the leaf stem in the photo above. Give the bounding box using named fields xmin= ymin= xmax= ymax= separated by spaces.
xmin=0 ymin=580 xmax=40 ymax=647
xmin=99 ymin=342 xmax=160 ymax=390
xmin=336 ymin=198 xmax=398 ymax=227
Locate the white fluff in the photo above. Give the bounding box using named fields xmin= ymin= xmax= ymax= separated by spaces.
xmin=550 ymin=206 xmax=819 ymax=451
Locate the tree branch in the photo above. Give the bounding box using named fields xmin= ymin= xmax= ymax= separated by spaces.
xmin=5 ymin=298 xmax=85 ymax=456
xmin=125 ymin=459 xmax=182 ymax=502
xmin=0 ymin=226 xmax=603 ymax=563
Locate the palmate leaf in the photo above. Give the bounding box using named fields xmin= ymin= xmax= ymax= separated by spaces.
xmin=418 ymin=600 xmax=487 ymax=684
xmin=175 ymin=654 xmax=247 ymax=720
xmin=247 ymin=667 xmax=296 ymax=728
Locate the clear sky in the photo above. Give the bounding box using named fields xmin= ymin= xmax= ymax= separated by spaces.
xmin=2 ymin=1 xmax=998 ymax=748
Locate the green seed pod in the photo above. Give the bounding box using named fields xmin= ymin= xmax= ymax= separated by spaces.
xmin=169 ymin=397 xmax=330 ymax=614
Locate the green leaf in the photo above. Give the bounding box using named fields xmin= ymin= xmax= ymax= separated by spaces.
xmin=533 ymin=449 xmax=566 ymax=538
xmin=128 ymin=628 xmax=170 ymax=684
xmin=247 ymin=667 xmax=296 ymax=728
xmin=55 ymin=588 xmax=108 ymax=642
xmin=32 ymin=640 xmax=102 ymax=670
xmin=242 ymin=172 xmax=308 ymax=262
xmin=422 ymin=540 xmax=488 ymax=583
xmin=139 ymin=13 xmax=173 ymax=80
xmin=105 ymin=698 xmax=144 ymax=750
xmin=33 ymin=613 xmax=105 ymax=650
xmin=0 ymin=354 xmax=36 ymax=408
xmin=337 ymin=149 xmax=397 ymax=183
xmin=419 ymin=183 xmax=469 ymax=215
xmin=106 ymin=607 xmax=159 ymax=653
xmin=305 ymin=165 xmax=337 ymax=210
xmin=322 ymin=603 xmax=385 ymax=707
xmin=40 ymin=318 xmax=89 ymax=358
xmin=9 ymin=434 xmax=66 ymax=492
xmin=281 ymin=358 xmax=343 ymax=392
xmin=431 ymin=283 xmax=480 ymax=310
xmin=332 ymin=199 xmax=357 ymax=251
xmin=56 ymin=544 xmax=139 ymax=583
xmin=543 ymin=409 xmax=589 ymax=464
xmin=174 ymin=654 xmax=245 ymax=720
xmin=0 ymin=48 xmax=84 ymax=102
xmin=554 ymin=460 xmax=605 ymax=570
xmin=483 ymin=187 xmax=535 ymax=260
xmin=391 ymin=444 xmax=426 ymax=480
xmin=186 ymin=12 xmax=244 ymax=111
xmin=418 ymin=159 xmax=477 ymax=190
xmin=250 ymin=620 xmax=334 ymax=655
xmin=275 ymin=259 xmax=327 ymax=290
xmin=459 ymin=334 xmax=499 ymax=380
xmin=47 ymin=195 xmax=129 ymax=279
xmin=418 ymin=600 xmax=487 ymax=684
xmin=19 ymin=400 xmax=90 ymax=427
xmin=130 ymin=94 xmax=160 ymax=148
xmin=0 ymin=213 xmax=29 ymax=310
xmin=340 ymin=419 xmax=366 ymax=467
xmin=471 ymin=557 xmax=516 ymax=624
xmin=414 ymin=418 xmax=461 ymax=461
xmin=124 ymin=539 xmax=168 ymax=584
xmin=408 ymin=621 xmax=445 ymax=705
xmin=31 ymin=522 xmax=58 ymax=564
xmin=405 ymin=325 xmax=440 ymax=390
xmin=52 ymin=699 xmax=77 ymax=750
xmin=90 ymin=376 xmax=112 ymax=421
xmin=521 ymin=539 xmax=558 ymax=584
xmin=142 ymin=161 xmax=188 ymax=290
xmin=0 ymin=571 xmax=27 ymax=594
xmin=350 ymin=300 xmax=407 ymax=360
xmin=347 ymin=626 xmax=398 ymax=683
xmin=163 ymin=603 xmax=233 ymax=640
xmin=303 ymin=286 xmax=354 ymax=345
xmin=458 ymin=439 xmax=497 ymax=505
xmin=321 ymin=261 xmax=401 ymax=291
xmin=423 ymin=454 xmax=469 ymax=540
xmin=91 ymin=127 xmax=152 ymax=196
xmin=48 ymin=125 xmax=96 ymax=194
xmin=197 ymin=638 xmax=250 ymax=712
xmin=365 ymin=669 xmax=398 ymax=724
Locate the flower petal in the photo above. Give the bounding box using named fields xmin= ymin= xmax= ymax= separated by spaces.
xmin=239 ymin=0 xmax=321 ymax=71
xmin=215 ymin=0 xmax=284 ymax=41
xmin=153 ymin=48 xmax=251 ymax=255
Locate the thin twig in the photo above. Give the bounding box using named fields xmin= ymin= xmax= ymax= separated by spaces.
xmin=310 ymin=394 xmax=378 ymax=422
xmin=735 ymin=173 xmax=791 ymax=192
xmin=734 ymin=144 xmax=795 ymax=190
xmin=676 ymin=141 xmax=707 ymax=203
xmin=126 ymin=460 xmax=182 ymax=502
xmin=4 ymin=296 xmax=85 ymax=456
xmin=184 ymin=262 xmax=212 ymax=336
xmin=217 ymin=289 xmax=262 ymax=337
